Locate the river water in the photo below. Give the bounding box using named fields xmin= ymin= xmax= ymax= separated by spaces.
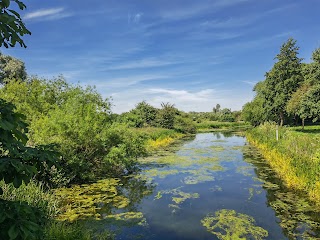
xmin=57 ymin=132 xmax=320 ymax=239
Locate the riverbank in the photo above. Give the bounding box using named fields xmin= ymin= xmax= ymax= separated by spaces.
xmin=246 ymin=123 xmax=320 ymax=207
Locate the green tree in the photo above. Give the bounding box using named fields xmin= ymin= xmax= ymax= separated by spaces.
xmin=133 ymin=101 xmax=158 ymax=127
xmin=286 ymin=84 xmax=310 ymax=128
xmin=0 ymin=99 xmax=59 ymax=240
xmin=0 ymin=53 xmax=27 ymax=84
xmin=262 ymin=38 xmax=303 ymax=126
xmin=300 ymin=84 xmax=320 ymax=123
xmin=157 ymin=102 xmax=177 ymax=129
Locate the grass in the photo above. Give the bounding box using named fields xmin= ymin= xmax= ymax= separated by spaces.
xmin=0 ymin=180 xmax=60 ymax=219
xmin=246 ymin=123 xmax=320 ymax=207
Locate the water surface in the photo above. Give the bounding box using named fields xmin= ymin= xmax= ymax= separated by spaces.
xmin=58 ymin=132 xmax=320 ymax=239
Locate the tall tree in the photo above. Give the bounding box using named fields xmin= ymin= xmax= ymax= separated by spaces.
xmin=262 ymin=38 xmax=303 ymax=126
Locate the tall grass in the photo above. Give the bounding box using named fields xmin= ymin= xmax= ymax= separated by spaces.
xmin=0 ymin=180 xmax=60 ymax=218
xmin=246 ymin=123 xmax=320 ymax=207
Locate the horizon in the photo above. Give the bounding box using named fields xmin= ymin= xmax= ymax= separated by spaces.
xmin=2 ymin=0 xmax=320 ymax=113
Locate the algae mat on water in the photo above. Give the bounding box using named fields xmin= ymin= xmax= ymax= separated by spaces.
xmin=54 ymin=177 xmax=153 ymax=223
xmin=201 ymin=209 xmax=268 ymax=240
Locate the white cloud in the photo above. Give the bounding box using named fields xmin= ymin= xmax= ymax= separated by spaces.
xmin=24 ymin=8 xmax=72 ymax=21
xmin=109 ymin=87 xmax=253 ymax=113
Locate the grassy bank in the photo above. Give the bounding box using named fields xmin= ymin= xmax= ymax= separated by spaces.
xmin=196 ymin=121 xmax=251 ymax=133
xmin=246 ymin=123 xmax=320 ymax=207
xmin=134 ymin=127 xmax=185 ymax=152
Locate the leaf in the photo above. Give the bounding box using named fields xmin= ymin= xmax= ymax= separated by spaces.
xmin=2 ymin=0 xmax=10 ymax=8
xmin=8 ymin=224 xmax=19 ymax=240
xmin=13 ymin=176 xmax=22 ymax=188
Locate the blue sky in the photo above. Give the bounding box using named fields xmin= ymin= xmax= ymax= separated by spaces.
xmin=3 ymin=0 xmax=320 ymax=113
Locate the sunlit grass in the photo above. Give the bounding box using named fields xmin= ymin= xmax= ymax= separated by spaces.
xmin=246 ymin=123 xmax=320 ymax=207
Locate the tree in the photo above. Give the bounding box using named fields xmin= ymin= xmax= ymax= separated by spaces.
xmin=299 ymin=84 xmax=320 ymax=123
xmin=0 ymin=0 xmax=31 ymax=48
xmin=0 ymin=52 xmax=27 ymax=84
xmin=262 ymin=38 xmax=303 ymax=126
xmin=133 ymin=101 xmax=158 ymax=127
xmin=213 ymin=103 xmax=221 ymax=113
xmin=286 ymin=84 xmax=310 ymax=128
xmin=157 ymin=102 xmax=177 ymax=129
xmin=287 ymin=48 xmax=320 ymax=128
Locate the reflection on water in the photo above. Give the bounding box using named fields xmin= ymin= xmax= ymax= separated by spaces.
xmin=56 ymin=132 xmax=320 ymax=239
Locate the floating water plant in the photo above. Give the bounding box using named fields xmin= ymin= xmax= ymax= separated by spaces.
xmin=201 ymin=209 xmax=268 ymax=240
xmin=155 ymin=187 xmax=199 ymax=208
xmin=104 ymin=212 xmax=147 ymax=227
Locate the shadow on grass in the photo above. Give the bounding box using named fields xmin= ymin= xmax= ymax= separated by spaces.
xmin=293 ymin=128 xmax=320 ymax=134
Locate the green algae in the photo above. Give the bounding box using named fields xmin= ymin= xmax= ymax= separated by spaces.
xmin=145 ymin=168 xmax=179 ymax=178
xmin=210 ymin=146 xmax=225 ymax=152
xmin=201 ymin=209 xmax=268 ymax=240
xmin=155 ymin=187 xmax=199 ymax=208
xmin=104 ymin=212 xmax=147 ymax=227
xmin=54 ymin=176 xmax=154 ymax=222
xmin=236 ymin=165 xmax=254 ymax=177
xmin=54 ymin=178 xmax=127 ymax=221
xmin=210 ymin=185 xmax=222 ymax=192
xmin=183 ymin=174 xmax=215 ymax=185
xmin=247 ymin=187 xmax=262 ymax=200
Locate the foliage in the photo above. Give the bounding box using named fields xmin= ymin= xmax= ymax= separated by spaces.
xmin=103 ymin=124 xmax=148 ymax=174
xmin=0 ymin=0 xmax=31 ymax=48
xmin=0 ymin=199 xmax=44 ymax=240
xmin=156 ymin=102 xmax=177 ymax=129
xmin=244 ymin=40 xmax=320 ymax=127
xmin=44 ymin=222 xmax=92 ymax=240
xmin=0 ymin=98 xmax=58 ymax=188
xmin=0 ymin=52 xmax=27 ymax=84
xmin=261 ymin=38 xmax=303 ymax=125
xmin=0 ymin=180 xmax=59 ymax=218
xmin=0 ymin=180 xmax=60 ymax=240
xmin=242 ymin=83 xmax=267 ymax=126
xmin=201 ymin=209 xmax=268 ymax=240
xmin=298 ymin=83 xmax=320 ymax=123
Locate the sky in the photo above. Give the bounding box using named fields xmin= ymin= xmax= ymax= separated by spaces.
xmin=3 ymin=0 xmax=320 ymax=113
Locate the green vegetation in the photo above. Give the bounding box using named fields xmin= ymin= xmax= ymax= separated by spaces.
xmin=201 ymin=209 xmax=268 ymax=240
xmin=246 ymin=123 xmax=320 ymax=206
xmin=241 ymin=38 xmax=320 ymax=207
xmin=243 ymin=38 xmax=320 ymax=127
xmin=196 ymin=121 xmax=250 ymax=132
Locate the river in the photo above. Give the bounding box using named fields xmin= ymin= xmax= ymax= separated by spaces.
xmin=56 ymin=132 xmax=320 ymax=239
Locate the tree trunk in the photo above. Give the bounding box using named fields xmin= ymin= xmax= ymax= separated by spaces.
xmin=302 ymin=118 xmax=305 ymax=130
xmin=279 ymin=111 xmax=284 ymax=127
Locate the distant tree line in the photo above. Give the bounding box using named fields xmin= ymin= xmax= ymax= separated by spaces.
xmin=242 ymin=38 xmax=320 ymax=128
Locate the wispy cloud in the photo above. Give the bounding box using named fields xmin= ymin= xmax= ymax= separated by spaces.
xmin=128 ymin=12 xmax=143 ymax=24
xmin=106 ymin=58 xmax=180 ymax=70
xmin=241 ymin=80 xmax=258 ymax=86
xmin=24 ymin=8 xmax=72 ymax=21
xmin=158 ymin=0 xmax=250 ymax=21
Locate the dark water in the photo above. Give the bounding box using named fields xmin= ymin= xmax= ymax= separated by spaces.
xmin=81 ymin=132 xmax=320 ymax=239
